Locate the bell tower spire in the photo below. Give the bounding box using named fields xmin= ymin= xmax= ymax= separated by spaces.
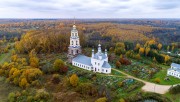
xmin=67 ymin=18 xmax=82 ymax=63
xmin=74 ymin=16 xmax=75 ymax=25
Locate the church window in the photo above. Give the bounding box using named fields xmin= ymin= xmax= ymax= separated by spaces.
xmin=98 ymin=63 xmax=100 ymax=66
xmin=76 ymin=41 xmax=78 ymax=45
xmin=72 ymin=41 xmax=73 ymax=45
xmin=106 ymin=70 xmax=107 ymax=72
xmin=95 ymin=62 xmax=96 ymax=65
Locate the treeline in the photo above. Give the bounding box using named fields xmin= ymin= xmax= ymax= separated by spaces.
xmin=113 ymin=39 xmax=177 ymax=65
xmin=14 ymin=28 xmax=86 ymax=54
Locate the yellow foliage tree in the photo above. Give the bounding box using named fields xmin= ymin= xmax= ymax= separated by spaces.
xmin=139 ymin=47 xmax=145 ymax=55
xmin=95 ymin=97 xmax=107 ymax=102
xmin=119 ymin=98 xmax=125 ymax=102
xmin=70 ymin=74 xmax=79 ymax=87
xmin=11 ymin=54 xmax=18 ymax=62
xmin=145 ymin=47 xmax=150 ymax=56
xmin=164 ymin=55 xmax=170 ymax=63
xmin=135 ymin=43 xmax=140 ymax=50
xmin=53 ymin=59 xmax=65 ymax=72
xmin=135 ymin=54 xmax=141 ymax=60
xmin=157 ymin=43 xmax=162 ymax=50
xmin=30 ymin=57 xmax=39 ymax=68
xmin=19 ymin=78 xmax=28 ymax=88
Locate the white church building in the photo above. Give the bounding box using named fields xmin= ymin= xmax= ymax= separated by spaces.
xmin=167 ymin=63 xmax=180 ymax=79
xmin=67 ymin=23 xmax=111 ymax=74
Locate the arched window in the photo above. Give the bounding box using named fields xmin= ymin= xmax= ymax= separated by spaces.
xmin=76 ymin=41 xmax=78 ymax=45
xmin=77 ymin=50 xmax=78 ymax=54
xmin=72 ymin=41 xmax=73 ymax=45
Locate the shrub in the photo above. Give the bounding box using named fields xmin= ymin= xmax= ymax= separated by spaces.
xmin=19 ymin=78 xmax=29 ymax=88
xmin=70 ymin=74 xmax=79 ymax=87
xmin=52 ymin=74 xmax=60 ymax=84
xmin=154 ymin=78 xmax=160 ymax=83
xmin=53 ymin=59 xmax=66 ymax=73
xmin=34 ymin=89 xmax=50 ymax=101
xmin=119 ymin=98 xmax=125 ymax=102
xmin=95 ymin=97 xmax=107 ymax=102
xmin=8 ymin=92 xmax=16 ymax=102
xmin=30 ymin=57 xmax=39 ymax=68
xmin=116 ymin=61 xmax=121 ymax=68
xmin=169 ymin=85 xmax=180 ymax=94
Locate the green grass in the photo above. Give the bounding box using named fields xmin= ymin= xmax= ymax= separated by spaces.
xmin=165 ymin=92 xmax=180 ymax=102
xmin=151 ymin=65 xmax=180 ymax=85
xmin=111 ymin=69 xmax=126 ymax=76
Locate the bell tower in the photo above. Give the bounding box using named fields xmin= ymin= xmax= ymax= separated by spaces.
xmin=67 ymin=20 xmax=81 ymax=63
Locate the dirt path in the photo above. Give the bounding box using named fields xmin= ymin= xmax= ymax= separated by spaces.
xmin=112 ymin=68 xmax=172 ymax=94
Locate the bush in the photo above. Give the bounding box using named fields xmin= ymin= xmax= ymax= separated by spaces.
xmin=95 ymin=97 xmax=107 ymax=102
xmin=34 ymin=89 xmax=50 ymax=101
xmin=154 ymin=78 xmax=160 ymax=83
xmin=53 ymin=59 xmax=68 ymax=73
xmin=119 ymin=98 xmax=125 ymax=102
xmin=52 ymin=74 xmax=60 ymax=84
xmin=116 ymin=61 xmax=121 ymax=68
xmin=76 ymin=83 xmax=98 ymax=96
xmin=70 ymin=74 xmax=79 ymax=87
xmin=169 ymin=85 xmax=180 ymax=94
xmin=8 ymin=92 xmax=16 ymax=102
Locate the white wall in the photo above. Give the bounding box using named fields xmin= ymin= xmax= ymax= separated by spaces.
xmin=167 ymin=70 xmax=180 ymax=79
xmin=72 ymin=61 xmax=92 ymax=71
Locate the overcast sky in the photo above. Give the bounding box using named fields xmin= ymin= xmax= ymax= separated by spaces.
xmin=0 ymin=0 xmax=179 ymax=18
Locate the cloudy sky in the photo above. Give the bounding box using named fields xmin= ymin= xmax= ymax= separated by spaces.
xmin=0 ymin=0 xmax=179 ymax=18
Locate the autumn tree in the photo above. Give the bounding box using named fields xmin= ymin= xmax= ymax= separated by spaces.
xmin=53 ymin=59 xmax=66 ymax=73
xmin=135 ymin=43 xmax=140 ymax=50
xmin=164 ymin=55 xmax=170 ymax=63
xmin=116 ymin=61 xmax=121 ymax=68
xmin=11 ymin=54 xmax=18 ymax=62
xmin=119 ymin=98 xmax=125 ymax=102
xmin=145 ymin=47 xmax=150 ymax=56
xmin=135 ymin=54 xmax=141 ymax=60
xmin=139 ymin=47 xmax=145 ymax=55
xmin=115 ymin=42 xmax=126 ymax=55
xmin=30 ymin=57 xmax=39 ymax=68
xmin=19 ymin=78 xmax=29 ymax=88
xmin=154 ymin=78 xmax=160 ymax=83
xmin=70 ymin=74 xmax=79 ymax=87
xmin=157 ymin=43 xmax=162 ymax=50
xmin=95 ymin=97 xmax=107 ymax=102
